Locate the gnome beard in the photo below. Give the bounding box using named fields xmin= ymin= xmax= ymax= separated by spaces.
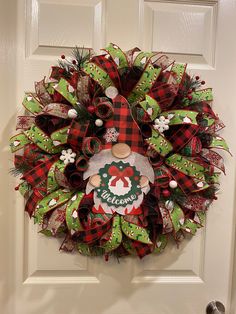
xmin=83 ymin=148 xmax=155 ymax=215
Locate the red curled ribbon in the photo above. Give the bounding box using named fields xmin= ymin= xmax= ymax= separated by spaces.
xmin=108 ymin=165 xmax=134 ymax=187
xmin=82 ymin=137 xmax=102 ymax=158
xmin=95 ymin=100 xmax=114 ymax=120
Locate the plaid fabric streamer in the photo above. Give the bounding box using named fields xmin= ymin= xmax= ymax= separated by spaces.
xmin=67 ymin=120 xmax=89 ymax=152
xmin=148 ymin=82 xmax=177 ymax=111
xmin=167 ymin=167 xmax=197 ymax=194
xmin=188 ymin=101 xmax=217 ymax=118
xmin=167 ymin=124 xmax=199 ymax=152
xmin=77 ymin=217 xmax=113 ymax=244
xmin=104 ymin=95 xmax=144 ymax=154
xmin=25 ymin=188 xmax=46 ymax=217
xmin=131 ymin=240 xmax=153 ymax=258
xmin=14 ymin=155 xmax=25 ymax=168
xmin=23 ymin=155 xmax=58 ymax=187
xmin=24 ymin=143 xmax=46 ymax=165
xmin=91 ymin=55 xmax=121 ymax=89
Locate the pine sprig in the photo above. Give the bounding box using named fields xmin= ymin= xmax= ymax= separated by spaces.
xmin=73 ymin=102 xmax=92 ymax=123
xmin=72 ymin=46 xmax=92 ymax=71
xmin=58 ymin=47 xmax=92 ymax=75
xmin=181 ymin=75 xmax=206 ymax=99
xmin=9 ymin=162 xmax=31 ymax=177
xmin=182 ymin=75 xmax=202 ymax=93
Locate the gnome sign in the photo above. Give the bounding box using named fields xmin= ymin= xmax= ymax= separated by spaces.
xmin=84 ymin=95 xmax=155 ymax=215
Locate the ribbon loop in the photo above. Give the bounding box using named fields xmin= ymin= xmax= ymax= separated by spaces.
xmin=10 ymin=133 xmax=30 ymax=153
xmin=66 ymin=192 xmax=84 ymax=232
xmin=127 ymin=63 xmax=161 ymax=104
xmin=100 ymin=215 xmax=122 ymax=253
xmin=95 ymin=99 xmax=114 ymax=120
xmin=146 ymin=129 xmax=173 ymax=157
xmin=166 ymin=153 xmax=206 ymax=181
xmin=22 ymin=93 xmax=43 ymax=115
xmin=103 ymin=43 xmax=129 ymax=69
xmin=24 ymin=124 xmax=62 ymax=154
xmin=139 ymin=95 xmax=161 ymax=120
xmin=82 ymin=137 xmax=102 ymax=158
xmin=54 ymin=78 xmax=78 ymax=106
xmin=82 ymin=62 xmax=114 ymax=90
xmin=171 ymin=63 xmax=187 ymax=85
xmin=34 ymin=189 xmax=73 ymax=224
xmin=121 ymin=217 xmax=152 ymax=245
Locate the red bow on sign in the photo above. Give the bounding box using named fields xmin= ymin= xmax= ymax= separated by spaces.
xmin=108 ymin=165 xmax=134 ymax=187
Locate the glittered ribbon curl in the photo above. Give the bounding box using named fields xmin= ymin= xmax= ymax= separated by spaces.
xmin=82 ymin=137 xmax=102 ymax=158
xmin=95 ymin=99 xmax=114 ymax=120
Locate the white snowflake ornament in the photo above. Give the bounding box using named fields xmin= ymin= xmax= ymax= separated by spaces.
xmin=103 ymin=128 xmax=120 ymax=143
xmin=154 ymin=114 xmax=174 ymax=133
xmin=60 ymin=148 xmax=76 ymax=165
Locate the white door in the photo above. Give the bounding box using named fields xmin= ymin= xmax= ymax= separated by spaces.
xmin=1 ymin=0 xmax=236 ymax=313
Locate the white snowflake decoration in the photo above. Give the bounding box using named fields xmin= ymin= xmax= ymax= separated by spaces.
xmin=103 ymin=128 xmax=119 ymax=143
xmin=154 ymin=114 xmax=174 ymax=133
xmin=60 ymin=148 xmax=76 ymax=165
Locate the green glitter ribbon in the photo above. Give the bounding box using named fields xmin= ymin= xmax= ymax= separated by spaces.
xmin=24 ymin=124 xmax=62 ymax=154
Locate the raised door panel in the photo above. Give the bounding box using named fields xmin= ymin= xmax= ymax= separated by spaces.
xmin=26 ymin=0 xmax=104 ymax=57
xmin=143 ymin=0 xmax=217 ymax=68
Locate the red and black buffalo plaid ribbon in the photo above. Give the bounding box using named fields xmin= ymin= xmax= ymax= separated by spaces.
xmin=91 ymin=55 xmax=121 ymax=89
xmin=104 ymin=95 xmax=144 ymax=154
xmin=22 ymin=155 xmax=58 ymax=187
xmin=188 ymin=102 xmax=216 ymax=118
xmin=14 ymin=155 xmax=26 ymax=168
xmin=167 ymin=124 xmax=199 ymax=152
xmin=77 ymin=217 xmax=114 ymax=244
xmin=148 ymin=82 xmax=177 ymax=111
xmin=167 ymin=167 xmax=197 ymax=194
xmin=25 ymin=187 xmax=46 ymax=217
xmin=131 ymin=240 xmax=153 ymax=258
xmin=67 ymin=120 xmax=89 ymax=152
xmin=24 ymin=143 xmax=46 ymax=166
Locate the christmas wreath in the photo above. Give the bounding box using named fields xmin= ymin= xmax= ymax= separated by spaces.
xmin=10 ymin=44 xmax=229 ymax=259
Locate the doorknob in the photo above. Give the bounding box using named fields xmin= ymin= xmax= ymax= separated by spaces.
xmin=206 ymin=301 xmax=225 ymax=313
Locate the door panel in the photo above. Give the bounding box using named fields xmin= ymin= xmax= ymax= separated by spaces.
xmin=2 ymin=0 xmax=236 ymax=313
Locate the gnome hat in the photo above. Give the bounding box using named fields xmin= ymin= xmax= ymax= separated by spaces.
xmin=103 ymin=95 xmax=144 ymax=154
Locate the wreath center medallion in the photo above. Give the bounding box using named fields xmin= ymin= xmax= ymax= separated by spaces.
xmin=96 ymin=161 xmax=142 ymax=213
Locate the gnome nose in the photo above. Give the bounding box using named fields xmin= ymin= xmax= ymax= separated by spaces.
xmin=111 ymin=143 xmax=131 ymax=159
